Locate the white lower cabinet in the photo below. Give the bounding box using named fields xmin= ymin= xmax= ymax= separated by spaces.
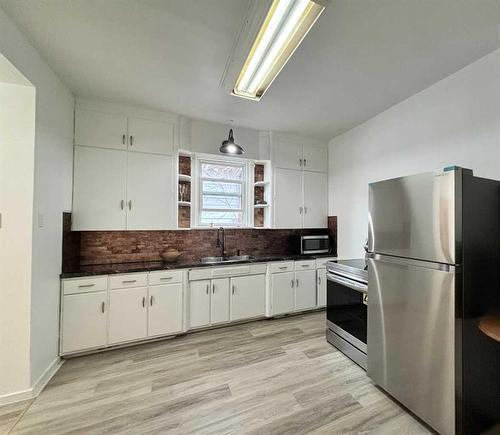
xmin=272 ymin=272 xmax=295 ymax=315
xmin=61 ymin=292 xmax=108 ymax=354
xmin=295 ymin=270 xmax=317 ymax=310
xmin=109 ymin=287 xmax=148 ymax=344
xmin=189 ymin=280 xmax=211 ymax=328
xmin=230 ymin=274 xmax=266 ymax=321
xmin=211 ymin=278 xmax=230 ymax=324
xmin=317 ymin=268 xmax=327 ymax=307
xmin=148 ymin=283 xmax=183 ymax=337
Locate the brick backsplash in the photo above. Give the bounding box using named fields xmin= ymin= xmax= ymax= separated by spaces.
xmin=62 ymin=215 xmax=338 ymax=270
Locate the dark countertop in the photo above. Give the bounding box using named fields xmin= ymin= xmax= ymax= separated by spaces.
xmin=61 ymin=254 xmax=337 ymax=278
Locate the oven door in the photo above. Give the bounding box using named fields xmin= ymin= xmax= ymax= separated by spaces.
xmin=327 ymin=272 xmax=367 ymax=353
xmin=301 ymin=235 xmax=330 ymax=254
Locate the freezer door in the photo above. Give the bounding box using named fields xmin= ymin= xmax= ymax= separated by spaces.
xmin=368 ymin=170 xmax=456 ymax=264
xmin=367 ymin=255 xmax=456 ymax=435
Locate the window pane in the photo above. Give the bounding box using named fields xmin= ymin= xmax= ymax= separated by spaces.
xmin=201 ymin=163 xmax=243 ymax=180
xmin=202 ymin=195 xmax=241 ymax=210
xmin=200 ymin=211 xmax=243 ymax=226
xmin=202 ymin=181 xmax=241 ymax=195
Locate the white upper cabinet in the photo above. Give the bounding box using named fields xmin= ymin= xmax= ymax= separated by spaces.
xmin=73 ymin=146 xmax=127 ymax=230
xmin=126 ymin=153 xmax=175 ymax=230
xmin=274 ymin=168 xmax=303 ymax=229
xmin=302 ymin=146 xmax=327 ymax=173
xmin=272 ymin=134 xmax=303 ymax=170
xmin=75 ymin=108 xmax=127 ymax=150
xmin=272 ymin=132 xmax=327 ymax=173
xmin=303 ymin=172 xmax=328 ymax=228
xmin=128 ymin=117 xmax=175 ymax=155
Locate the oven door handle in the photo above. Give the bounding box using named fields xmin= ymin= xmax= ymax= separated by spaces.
xmin=327 ymin=272 xmax=367 ymax=294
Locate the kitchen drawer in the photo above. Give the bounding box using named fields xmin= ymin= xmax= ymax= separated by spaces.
xmin=149 ymin=270 xmax=183 ymax=286
xmin=109 ymin=273 xmax=148 ymax=289
xmin=270 ymin=261 xmax=294 ymax=273
xmin=188 ymin=263 xmax=267 ymax=281
xmin=63 ymin=276 xmax=108 ymax=295
xmin=315 ymin=257 xmax=337 ymax=269
xmin=295 ymin=260 xmax=316 ymax=271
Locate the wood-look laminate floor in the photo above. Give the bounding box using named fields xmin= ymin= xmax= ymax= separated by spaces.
xmin=1 ymin=311 xmax=431 ymax=435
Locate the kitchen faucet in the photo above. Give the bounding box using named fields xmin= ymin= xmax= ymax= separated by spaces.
xmin=216 ymin=227 xmax=225 ymax=258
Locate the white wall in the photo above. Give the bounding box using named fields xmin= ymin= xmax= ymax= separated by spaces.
xmin=0 ymin=64 xmax=35 ymax=400
xmin=0 ymin=5 xmax=74 ymax=398
xmin=329 ymin=48 xmax=500 ymax=259
xmin=188 ymin=117 xmax=270 ymax=161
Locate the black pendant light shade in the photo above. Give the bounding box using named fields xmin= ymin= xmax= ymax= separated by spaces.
xmin=220 ymin=129 xmax=244 ymax=155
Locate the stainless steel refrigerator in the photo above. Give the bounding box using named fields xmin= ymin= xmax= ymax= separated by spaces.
xmin=367 ymin=167 xmax=500 ymax=435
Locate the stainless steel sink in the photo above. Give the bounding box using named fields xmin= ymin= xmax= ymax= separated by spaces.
xmin=200 ymin=255 xmax=254 ymax=264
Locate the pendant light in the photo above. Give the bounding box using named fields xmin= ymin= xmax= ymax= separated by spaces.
xmin=220 ymin=129 xmax=244 ymax=155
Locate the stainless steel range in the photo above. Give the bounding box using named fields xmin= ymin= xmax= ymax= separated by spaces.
xmin=325 ymin=259 xmax=368 ymax=370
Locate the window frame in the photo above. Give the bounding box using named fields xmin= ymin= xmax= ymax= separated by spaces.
xmin=194 ymin=155 xmax=251 ymax=228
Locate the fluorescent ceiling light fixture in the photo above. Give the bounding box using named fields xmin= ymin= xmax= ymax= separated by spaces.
xmin=233 ymin=0 xmax=325 ymax=101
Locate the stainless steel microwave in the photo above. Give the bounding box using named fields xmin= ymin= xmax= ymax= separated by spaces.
xmin=298 ymin=235 xmax=331 ymax=255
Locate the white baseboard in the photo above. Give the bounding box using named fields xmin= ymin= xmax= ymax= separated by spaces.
xmin=0 ymin=357 xmax=64 ymax=406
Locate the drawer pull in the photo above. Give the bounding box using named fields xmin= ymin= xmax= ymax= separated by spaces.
xmin=302 ymin=265 xmax=309 ymax=268
xmin=122 ymin=280 xmax=137 ymax=284
xmin=279 ymin=266 xmax=288 ymax=270
xmin=78 ymin=283 xmax=95 ymax=288
xmin=160 ymin=277 xmax=173 ymax=281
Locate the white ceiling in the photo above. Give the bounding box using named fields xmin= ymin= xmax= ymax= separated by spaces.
xmin=1 ymin=0 xmax=499 ymax=139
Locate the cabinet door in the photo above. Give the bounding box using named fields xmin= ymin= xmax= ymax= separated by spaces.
xmin=75 ymin=108 xmax=127 ymax=150
xmin=230 ymin=275 xmax=266 ymax=321
xmin=274 ymin=168 xmax=303 ymax=229
xmin=272 ymin=133 xmax=303 ymax=170
xmin=189 ymin=280 xmax=210 ymax=328
xmin=303 ymin=171 xmax=328 ymax=229
xmin=126 ymin=152 xmax=175 ymax=230
xmin=317 ymin=268 xmax=327 ymax=307
xmin=211 ymin=278 xmax=230 ymax=324
xmin=295 ymin=270 xmax=317 ymax=311
xmin=61 ymin=292 xmax=108 ymax=354
xmin=271 ymin=272 xmax=295 ymax=315
xmin=128 ymin=117 xmax=175 ymax=155
xmin=302 ymin=146 xmax=327 ymax=173
xmin=73 ymin=146 xmax=127 ymax=230
xmin=148 ymin=283 xmax=183 ymax=337
xmin=109 ymin=287 xmax=148 ymax=344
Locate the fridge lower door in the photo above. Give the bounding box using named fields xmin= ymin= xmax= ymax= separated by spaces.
xmin=367 ymin=254 xmax=457 ymax=435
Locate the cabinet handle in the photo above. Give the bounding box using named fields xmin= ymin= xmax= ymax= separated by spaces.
xmin=304 ymin=158 xmax=307 ymax=167
xmin=160 ymin=277 xmax=173 ymax=281
xmin=101 ymin=301 xmax=105 ymax=313
xmin=142 ymin=296 xmax=146 ymax=308
xmin=279 ymin=266 xmax=288 ymax=270
xmin=122 ymin=134 xmax=126 ymax=145
xmin=122 ymin=279 xmax=137 ymax=284
xmin=232 ymin=285 xmax=235 ymax=295
xmin=206 ymin=284 xmax=209 ymax=294
xmin=150 ymin=295 xmax=154 ymax=306
xmin=78 ymin=283 xmax=95 ymax=288
xmin=296 ymin=279 xmax=299 ymax=287
xmin=128 ymin=200 xmax=132 ymax=210
xmin=302 ymin=264 xmax=309 ymax=268
xmin=291 ymin=279 xmax=294 ymax=288
xmin=318 ymin=276 xmax=321 ymax=285
xmin=304 ymin=206 xmax=308 ymax=214
xmin=299 ymin=158 xmax=303 ymax=167
xmin=129 ymin=135 xmax=133 ymax=146
xmin=299 ymin=206 xmax=303 ymax=214
xmin=212 ymin=284 xmax=215 ymax=294
xmin=120 ymin=200 xmax=125 ymax=210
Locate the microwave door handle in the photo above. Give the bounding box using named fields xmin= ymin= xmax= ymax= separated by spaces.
xmin=327 ymin=273 xmax=367 ymax=294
